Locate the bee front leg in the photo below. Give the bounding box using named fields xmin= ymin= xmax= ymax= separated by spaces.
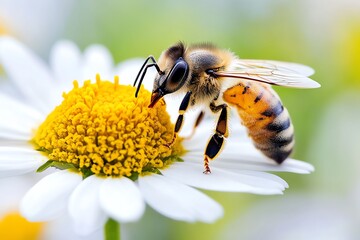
xmin=204 ymin=103 xmax=229 ymax=174
xmin=165 ymin=91 xmax=192 ymax=148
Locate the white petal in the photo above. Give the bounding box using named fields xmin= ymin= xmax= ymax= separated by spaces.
xmin=0 ymin=127 xmax=31 ymax=140
xmin=0 ymin=176 xmax=34 ymax=216
xmin=20 ymin=171 xmax=82 ymax=221
xmin=164 ymin=94 xmax=206 ymax=133
xmin=184 ymin=152 xmax=313 ymax=174
xmin=50 ymin=40 xmax=84 ymax=104
xmin=0 ymin=140 xmax=33 ymax=148
xmin=0 ymin=76 xmax=23 ymax=97
xmin=68 ymin=175 xmax=107 ymax=235
xmin=0 ymin=93 xmax=44 ymax=125
xmin=181 ymin=119 xmax=249 ymax=152
xmin=0 ymin=93 xmax=44 ymax=139
xmin=50 ymin=40 xmax=82 ymax=92
xmin=138 ymin=174 xmax=223 ymax=223
xmin=183 ymin=140 xmax=314 ymax=174
xmin=282 ymin=159 xmax=314 ymax=173
xmin=162 ymin=162 xmax=285 ymax=194
xmin=81 ymin=45 xmax=114 ymax=81
xmin=181 ymin=111 xmax=249 ymax=148
xmin=99 ymin=177 xmax=145 ymax=222
xmin=231 ymin=170 xmax=289 ymax=188
xmin=215 ymin=155 xmax=314 ymax=174
xmin=50 ymin=40 xmax=81 ymax=82
xmin=43 ymin=213 xmax=104 ymax=240
xmin=0 ymin=146 xmax=44 ymax=177
xmin=0 ymin=146 xmax=43 ymax=162
xmin=0 ymin=36 xmax=57 ymax=113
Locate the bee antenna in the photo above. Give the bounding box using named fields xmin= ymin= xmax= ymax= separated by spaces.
xmin=133 ymin=55 xmax=163 ymax=97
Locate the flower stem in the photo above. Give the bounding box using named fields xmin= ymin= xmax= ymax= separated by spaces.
xmin=104 ymin=218 xmax=120 ymax=240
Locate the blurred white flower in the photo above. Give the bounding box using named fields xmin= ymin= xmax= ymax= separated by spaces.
xmin=0 ymin=37 xmax=313 ymax=236
xmin=221 ymin=194 xmax=354 ymax=240
xmin=0 ymin=176 xmax=103 ymax=240
xmin=0 ymin=0 xmax=75 ymax=54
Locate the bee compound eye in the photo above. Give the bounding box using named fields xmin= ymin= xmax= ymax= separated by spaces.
xmin=166 ymin=59 xmax=189 ymax=91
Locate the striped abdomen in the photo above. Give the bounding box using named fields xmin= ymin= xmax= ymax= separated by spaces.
xmin=223 ymin=82 xmax=294 ymax=163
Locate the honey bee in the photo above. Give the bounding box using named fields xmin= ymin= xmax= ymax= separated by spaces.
xmin=133 ymin=42 xmax=320 ymax=174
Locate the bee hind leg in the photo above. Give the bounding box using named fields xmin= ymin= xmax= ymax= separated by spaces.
xmin=165 ymin=91 xmax=192 ymax=148
xmin=204 ymin=103 xmax=229 ymax=174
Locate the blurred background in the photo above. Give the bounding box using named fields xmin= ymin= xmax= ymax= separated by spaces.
xmin=1 ymin=0 xmax=360 ymax=239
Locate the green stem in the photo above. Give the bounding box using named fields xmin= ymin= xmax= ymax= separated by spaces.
xmin=104 ymin=218 xmax=120 ymax=240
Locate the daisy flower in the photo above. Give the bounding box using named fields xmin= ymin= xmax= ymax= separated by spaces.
xmin=0 ymin=176 xmax=44 ymax=240
xmin=0 ymin=37 xmax=314 ymax=238
xmin=0 ymin=176 xmax=103 ymax=240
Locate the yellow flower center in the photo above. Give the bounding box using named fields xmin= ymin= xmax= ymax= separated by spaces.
xmin=0 ymin=212 xmax=44 ymax=240
xmin=33 ymin=75 xmax=184 ymax=178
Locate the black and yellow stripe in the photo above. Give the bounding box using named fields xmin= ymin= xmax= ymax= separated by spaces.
xmin=223 ymin=82 xmax=294 ymax=164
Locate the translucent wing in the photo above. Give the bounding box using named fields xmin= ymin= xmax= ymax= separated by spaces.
xmin=214 ymin=59 xmax=320 ymax=88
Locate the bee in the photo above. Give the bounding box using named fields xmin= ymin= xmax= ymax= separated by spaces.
xmin=133 ymin=42 xmax=320 ymax=174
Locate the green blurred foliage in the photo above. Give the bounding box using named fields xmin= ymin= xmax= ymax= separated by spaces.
xmin=65 ymin=0 xmax=309 ymax=59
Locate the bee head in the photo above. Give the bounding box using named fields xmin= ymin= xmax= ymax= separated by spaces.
xmin=133 ymin=42 xmax=189 ymax=108
xmin=149 ymin=57 xmax=189 ymax=108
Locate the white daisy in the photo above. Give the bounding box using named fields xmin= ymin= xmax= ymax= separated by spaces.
xmin=0 ymin=37 xmax=313 ymax=237
xmin=221 ymin=194 xmax=354 ymax=240
xmin=0 ymin=176 xmax=103 ymax=240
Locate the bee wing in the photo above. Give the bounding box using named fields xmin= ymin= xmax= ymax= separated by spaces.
xmin=214 ymin=59 xmax=320 ymax=88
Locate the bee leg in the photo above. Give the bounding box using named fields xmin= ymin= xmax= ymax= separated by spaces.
xmin=203 ymin=103 xmax=229 ymax=174
xmin=165 ymin=91 xmax=192 ymax=148
xmin=184 ymin=111 xmax=205 ymax=140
